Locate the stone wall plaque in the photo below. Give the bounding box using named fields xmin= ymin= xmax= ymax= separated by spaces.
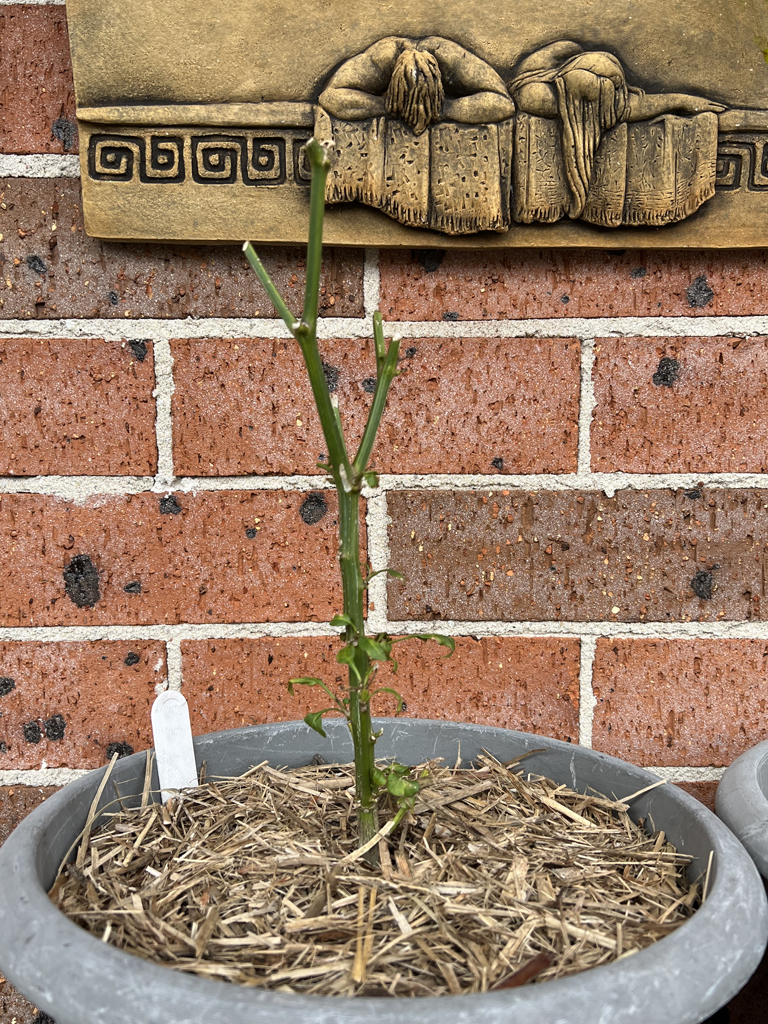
xmin=66 ymin=0 xmax=768 ymax=247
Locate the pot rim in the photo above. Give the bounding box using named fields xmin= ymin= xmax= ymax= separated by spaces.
xmin=716 ymin=738 xmax=768 ymax=880
xmin=1 ymin=719 xmax=766 ymax=1024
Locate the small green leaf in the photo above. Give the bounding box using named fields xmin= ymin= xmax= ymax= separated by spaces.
xmin=398 ymin=633 xmax=456 ymax=656
xmin=336 ymin=644 xmax=361 ymax=681
xmin=362 ymin=471 xmax=380 ymax=489
xmin=372 ymin=767 xmax=387 ymax=788
xmin=390 ymin=761 xmax=410 ymax=776
xmin=387 ymin=774 xmax=419 ymax=798
xmin=365 ymin=568 xmax=404 ymax=583
xmin=371 ymin=686 xmax=405 ymax=713
xmin=330 ymin=613 xmax=356 ymax=630
xmin=304 ymin=709 xmax=334 ymax=738
xmin=359 ymin=635 xmax=390 ymax=661
xmin=288 ymin=677 xmax=324 ymax=691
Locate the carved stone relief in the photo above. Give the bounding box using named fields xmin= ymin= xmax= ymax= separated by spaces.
xmin=64 ymin=0 xmax=768 ymax=246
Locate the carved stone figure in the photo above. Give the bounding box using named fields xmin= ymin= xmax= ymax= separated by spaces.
xmin=509 ymin=41 xmax=727 ymax=227
xmin=317 ymin=36 xmax=728 ymax=234
xmin=315 ymin=37 xmax=517 ymax=233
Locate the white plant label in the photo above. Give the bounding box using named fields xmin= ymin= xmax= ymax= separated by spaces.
xmin=151 ymin=690 xmax=198 ymax=801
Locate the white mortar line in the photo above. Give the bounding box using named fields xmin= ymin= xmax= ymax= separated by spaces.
xmin=0 ymin=154 xmax=79 ymax=177
xmin=4 ymin=471 xmax=768 ymax=500
xmin=165 ymin=638 xmax=183 ymax=692
xmin=0 ymin=769 xmax=89 ymax=787
xmin=578 ymin=636 xmax=597 ymax=749
xmin=647 ymin=767 xmax=725 ymax=783
xmin=363 ymin=248 xmax=381 ymax=318
xmin=2 ymin=621 xmax=768 ymax=642
xmin=577 ymin=338 xmax=596 ymax=476
xmin=151 ymin=337 xmax=176 ymax=487
xmin=364 ymin=491 xmax=390 ymax=633
xmin=4 ymin=315 xmax=768 ymax=341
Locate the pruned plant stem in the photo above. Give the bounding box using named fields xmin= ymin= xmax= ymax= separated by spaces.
xmin=243 ymin=138 xmax=403 ymax=860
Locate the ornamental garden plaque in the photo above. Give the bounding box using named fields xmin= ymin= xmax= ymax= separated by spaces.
xmin=66 ymin=0 xmax=768 ymax=247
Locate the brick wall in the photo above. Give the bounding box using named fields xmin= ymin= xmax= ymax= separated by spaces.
xmin=2 ymin=4 xmax=768 ymax=1021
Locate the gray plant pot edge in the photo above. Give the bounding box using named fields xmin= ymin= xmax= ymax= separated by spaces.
xmin=716 ymin=738 xmax=768 ymax=880
xmin=0 ymin=718 xmax=766 ymax=1024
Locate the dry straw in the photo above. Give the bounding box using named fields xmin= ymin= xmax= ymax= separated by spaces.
xmin=52 ymin=753 xmax=699 ymax=997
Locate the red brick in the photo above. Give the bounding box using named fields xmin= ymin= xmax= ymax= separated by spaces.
xmin=673 ymin=781 xmax=717 ymax=813
xmin=0 ymin=491 xmax=358 ymax=626
xmin=0 ymin=642 xmax=165 ymax=768
xmin=592 ymin=639 xmax=768 ymax=767
xmin=182 ymin=636 xmax=580 ymax=741
xmin=171 ymin=336 xmax=580 ymax=477
xmin=387 ymin=488 xmax=768 ymax=623
xmin=0 ymin=5 xmax=76 ymax=154
xmin=0 ymin=337 xmax=157 ymax=476
xmin=592 ymin=336 xmax=768 ymax=473
xmin=0 ymin=178 xmax=363 ymax=319
xmin=0 ymin=784 xmax=58 ymax=846
xmin=379 ymin=249 xmax=768 ymax=320
xmin=0 ymin=785 xmax=60 ymax=1024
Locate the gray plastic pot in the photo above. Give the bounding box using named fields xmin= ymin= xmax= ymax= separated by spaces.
xmin=717 ymin=739 xmax=768 ymax=880
xmin=0 ymin=719 xmax=766 ymax=1024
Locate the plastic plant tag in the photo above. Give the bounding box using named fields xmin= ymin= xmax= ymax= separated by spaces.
xmin=151 ymin=690 xmax=198 ymax=802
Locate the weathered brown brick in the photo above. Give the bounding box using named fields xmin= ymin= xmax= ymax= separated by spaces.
xmin=0 ymin=642 xmax=165 ymax=768
xmin=181 ymin=636 xmax=580 ymax=741
xmin=592 ymin=639 xmax=768 ymax=766
xmin=0 ymin=337 xmax=157 ymax=476
xmin=0 ymin=5 xmax=76 ymax=154
xmin=0 ymin=491 xmax=357 ymax=626
xmin=379 ymin=249 xmax=768 ymax=321
xmin=0 ymin=784 xmax=60 ymax=1024
xmin=387 ymin=488 xmax=768 ymax=622
xmin=0 ymin=178 xmax=363 ymax=319
xmin=0 ymin=785 xmax=58 ymax=847
xmin=171 ymin=336 xmax=580 ymax=477
xmin=674 ymin=782 xmax=717 ymax=813
xmin=592 ymin=337 xmax=768 ymax=473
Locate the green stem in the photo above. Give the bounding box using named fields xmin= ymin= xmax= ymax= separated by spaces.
xmin=242 ymin=242 xmax=297 ymax=332
xmin=353 ymin=333 xmax=400 ymax=477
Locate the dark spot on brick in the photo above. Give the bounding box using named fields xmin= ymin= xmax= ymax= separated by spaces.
xmin=128 ymin=339 xmax=148 ymax=362
xmin=44 ymin=713 xmax=66 ymax=741
xmin=560 ymin=541 xmax=570 ymax=551
xmin=207 ymin=684 xmax=214 ymax=691
xmin=686 ymin=275 xmax=715 ymax=308
xmin=26 ymin=254 xmax=48 ymax=276
xmin=560 ymin=294 xmax=570 ymax=304
xmin=51 ymin=115 xmax=76 ymax=151
xmin=124 ymin=651 xmax=141 ymax=666
xmin=106 ymin=741 xmax=134 ymax=760
xmin=267 ymin=654 xmax=274 ymax=665
xmin=322 ymin=361 xmax=340 ymax=392
xmin=23 ymin=721 xmax=42 ymax=744
xmin=246 ymin=527 xmax=258 ymax=539
xmin=0 ymin=741 xmax=7 ymax=754
xmin=417 ymin=249 xmax=444 ymax=273
xmin=108 ymin=290 xmax=119 ymax=306
xmin=300 ymin=492 xmax=328 ymax=525
xmin=685 ymin=489 xmax=702 ymax=500
xmin=124 ymin=580 xmax=142 ymax=594
xmin=405 ymin=346 xmax=417 ymax=358
xmin=442 ymin=311 xmax=459 ymax=321
xmin=318 ymin=453 xmax=326 ymax=462
xmin=0 ymin=677 xmax=15 ymax=697
xmin=34 ymin=405 xmax=42 ymax=415
xmin=491 ymin=457 xmax=504 ymax=471
xmin=652 ymin=357 xmax=681 ymax=388
xmin=63 ymin=554 xmax=101 ymax=608
xmin=362 ymin=377 xmax=377 ymax=393
xmin=160 ymin=495 xmax=182 ymax=515
xmin=630 ymin=267 xmax=647 ymax=279
xmin=690 ymin=570 xmax=715 ymax=600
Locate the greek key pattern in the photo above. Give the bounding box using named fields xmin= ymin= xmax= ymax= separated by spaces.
xmin=716 ymin=134 xmax=768 ymax=192
xmin=88 ymin=132 xmax=312 ymax=186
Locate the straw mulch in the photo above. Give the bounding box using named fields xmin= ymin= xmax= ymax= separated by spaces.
xmin=51 ymin=753 xmax=702 ymax=997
